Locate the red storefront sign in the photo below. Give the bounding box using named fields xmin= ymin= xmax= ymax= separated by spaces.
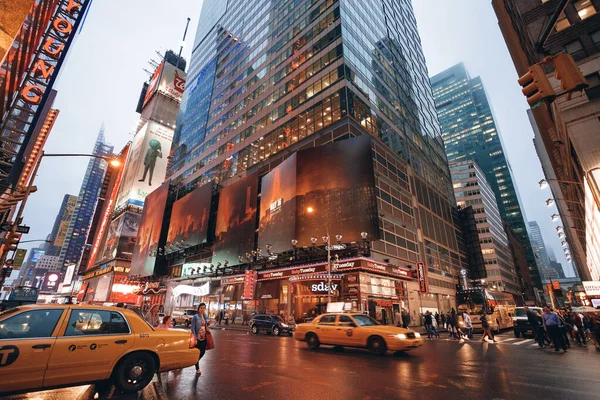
xmin=243 ymin=270 xmax=257 ymax=299
xmin=416 ymin=261 xmax=428 ymax=293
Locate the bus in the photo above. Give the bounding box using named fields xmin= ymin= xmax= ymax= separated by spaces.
xmin=457 ymin=287 xmax=516 ymax=332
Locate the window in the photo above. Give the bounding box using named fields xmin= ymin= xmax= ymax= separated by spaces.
xmin=591 ymin=30 xmax=600 ymax=50
xmin=338 ymin=315 xmax=354 ymax=327
xmin=556 ymin=12 xmax=571 ymax=32
xmin=65 ymin=310 xmax=130 ymax=336
xmin=0 ymin=309 xmax=63 ymax=339
xmin=574 ymin=0 xmax=596 ymax=20
xmin=565 ymin=40 xmax=587 ymax=61
xmin=318 ymin=315 xmax=337 ymax=325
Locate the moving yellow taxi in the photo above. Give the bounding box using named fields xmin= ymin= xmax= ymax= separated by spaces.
xmin=294 ymin=313 xmax=423 ymax=355
xmin=0 ymin=304 xmax=199 ymax=395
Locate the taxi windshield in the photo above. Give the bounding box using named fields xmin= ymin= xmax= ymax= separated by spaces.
xmin=353 ymin=314 xmax=380 ymax=326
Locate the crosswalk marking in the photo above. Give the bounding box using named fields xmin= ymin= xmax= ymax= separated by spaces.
xmin=501 ymin=338 xmax=518 ymax=342
xmin=513 ymin=339 xmax=532 ymax=345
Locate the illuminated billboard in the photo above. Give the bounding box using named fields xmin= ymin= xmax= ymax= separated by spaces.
xmin=116 ymin=121 xmax=173 ymax=208
xmin=54 ymin=195 xmax=77 ymax=248
xmin=130 ymin=181 xmax=170 ymax=277
xmin=258 ymin=154 xmax=297 ymax=254
xmin=257 ymin=135 xmax=379 ymax=252
xmin=143 ymin=61 xmax=186 ymax=107
xmin=100 ymin=212 xmax=141 ymax=263
xmin=167 ymin=183 xmax=213 ymax=250
xmin=213 ymin=174 xmax=259 ymax=266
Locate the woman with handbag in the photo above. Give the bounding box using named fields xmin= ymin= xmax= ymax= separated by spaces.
xmin=191 ymin=303 xmax=211 ymax=375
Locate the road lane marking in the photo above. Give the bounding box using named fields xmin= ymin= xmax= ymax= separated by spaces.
xmin=513 ymin=339 xmax=532 ymax=345
xmin=500 ymin=338 xmax=518 ymax=342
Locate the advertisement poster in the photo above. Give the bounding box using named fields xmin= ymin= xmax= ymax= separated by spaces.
xmin=295 ymin=135 xmax=378 ymax=247
xmin=257 ymin=154 xmax=297 ymax=254
xmin=143 ymin=61 xmax=164 ymax=107
xmin=130 ymin=181 xmax=170 ymax=277
xmin=167 ymin=183 xmax=213 ymax=249
xmin=100 ymin=212 xmax=141 ymax=262
xmin=213 ymin=174 xmax=259 ymax=266
xmin=116 ymin=121 xmax=174 ymax=208
xmin=142 ymin=61 xmax=186 ymax=107
xmin=53 ymin=195 xmax=77 ymax=247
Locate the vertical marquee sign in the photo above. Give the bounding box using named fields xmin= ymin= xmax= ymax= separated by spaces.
xmin=416 ymin=261 xmax=428 ymax=294
xmin=0 ymin=0 xmax=91 ymax=185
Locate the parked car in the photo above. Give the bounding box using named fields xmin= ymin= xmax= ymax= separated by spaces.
xmin=172 ymin=309 xmax=198 ymax=327
xmin=0 ymin=304 xmax=199 ymax=395
xmin=294 ymin=313 xmax=422 ymax=355
xmin=513 ymin=306 xmax=543 ymax=337
xmin=249 ymin=314 xmax=294 ymax=336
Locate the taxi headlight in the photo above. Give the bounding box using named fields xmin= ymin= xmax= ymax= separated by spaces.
xmin=390 ymin=333 xmax=407 ymax=339
xmin=414 ymin=332 xmax=421 ymax=338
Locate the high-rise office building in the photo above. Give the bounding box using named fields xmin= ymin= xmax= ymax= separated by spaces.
xmin=430 ymin=63 xmax=541 ymax=287
xmin=160 ymin=0 xmax=467 ymax=315
xmin=450 ymin=161 xmax=520 ymax=295
xmin=528 ymin=221 xmax=555 ymax=280
xmin=57 ymin=126 xmax=114 ymax=273
xmin=45 ymin=194 xmax=78 ymax=257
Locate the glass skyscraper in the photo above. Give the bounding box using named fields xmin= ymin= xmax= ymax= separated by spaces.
xmin=58 ymin=125 xmax=114 ymax=271
xmin=167 ymin=0 xmax=468 ymax=312
xmin=430 ymin=63 xmax=541 ymax=287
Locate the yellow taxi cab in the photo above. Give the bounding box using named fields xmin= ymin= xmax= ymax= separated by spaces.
xmin=0 ymin=304 xmax=199 ymax=395
xmin=294 ymin=312 xmax=423 ymax=355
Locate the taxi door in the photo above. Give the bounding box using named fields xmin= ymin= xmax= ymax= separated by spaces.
xmin=314 ymin=315 xmax=337 ymax=344
xmin=44 ymin=308 xmax=134 ymax=387
xmin=0 ymin=308 xmax=65 ymax=393
xmin=336 ymin=315 xmax=360 ymax=346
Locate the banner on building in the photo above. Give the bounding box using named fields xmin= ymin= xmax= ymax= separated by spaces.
xmin=116 ymin=121 xmax=173 ymax=208
xmin=416 ymin=261 xmax=428 ymax=293
xmin=582 ymin=281 xmax=600 ymax=296
xmin=130 ymin=181 xmax=170 ymax=277
xmin=167 ymin=183 xmax=213 ymax=251
xmin=54 ymin=195 xmax=77 ymax=247
xmin=12 ymin=249 xmax=27 ymax=269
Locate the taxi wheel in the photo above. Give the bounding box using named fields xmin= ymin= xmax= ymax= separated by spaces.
xmin=368 ymin=336 xmax=387 ymax=356
xmin=273 ymin=326 xmax=281 ymax=336
xmin=306 ymin=332 xmax=320 ymax=350
xmin=113 ymin=352 xmax=156 ymax=393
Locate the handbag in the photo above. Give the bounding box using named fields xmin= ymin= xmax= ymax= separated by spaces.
xmin=206 ymin=331 xmax=215 ymax=350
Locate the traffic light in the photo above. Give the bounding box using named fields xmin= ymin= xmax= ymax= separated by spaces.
xmin=552 ymin=52 xmax=588 ymax=100
xmin=518 ymin=64 xmax=555 ymax=107
xmin=4 ymin=232 xmax=22 ymax=252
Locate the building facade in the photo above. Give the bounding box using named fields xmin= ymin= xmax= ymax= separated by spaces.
xmin=139 ymin=0 xmax=470 ymax=322
xmin=493 ymin=0 xmax=600 ymax=281
xmin=57 ymin=126 xmax=114 ymax=274
xmin=430 ymin=63 xmax=541 ymax=288
xmin=450 ymin=161 xmax=521 ymax=296
xmin=45 ymin=194 xmax=78 ymax=257
xmin=528 ymin=220 xmax=556 ymax=280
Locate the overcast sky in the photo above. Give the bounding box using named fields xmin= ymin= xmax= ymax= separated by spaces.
xmin=21 ymin=1 xmax=574 ymax=276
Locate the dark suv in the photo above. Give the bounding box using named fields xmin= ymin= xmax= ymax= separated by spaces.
xmin=249 ymin=314 xmax=294 ymax=336
xmin=513 ymin=307 xmax=543 ymax=337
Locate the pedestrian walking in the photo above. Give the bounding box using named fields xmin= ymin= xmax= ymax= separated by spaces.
xmin=395 ymin=310 xmax=402 ymax=327
xmin=480 ymin=312 xmax=496 ymax=343
xmin=157 ymin=315 xmax=172 ymax=329
xmin=542 ymin=306 xmax=567 ymax=353
xmin=402 ymin=310 xmax=411 ymax=329
xmin=525 ymin=306 xmax=544 ymax=347
xmin=462 ymin=311 xmax=473 ymax=339
xmin=144 ymin=304 xmax=160 ymax=327
xmin=570 ymin=311 xmax=586 ymax=346
xmin=192 ymin=303 xmax=210 ymax=375
xmin=434 ymin=312 xmax=440 ymax=327
xmin=424 ymin=311 xmax=434 ymax=338
xmin=218 ymin=309 xmax=224 ymax=326
xmin=557 ymin=311 xmax=572 ymax=349
xmin=441 ymin=313 xmax=446 ymax=329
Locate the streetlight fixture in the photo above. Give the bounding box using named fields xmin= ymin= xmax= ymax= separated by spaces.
xmin=561 ymin=241 xmax=568 ymax=247
xmin=556 ymin=226 xmax=563 ymax=232
xmin=539 ymin=179 xmax=549 ymax=189
xmin=546 ymin=198 xmax=554 ymax=207
xmin=538 ymin=178 xmax=582 ymax=188
xmin=551 ymin=214 xmax=559 ymax=221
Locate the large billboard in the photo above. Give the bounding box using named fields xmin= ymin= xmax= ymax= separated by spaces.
xmin=213 ymin=174 xmax=259 ymax=266
xmin=257 ymin=135 xmax=379 ymax=251
xmin=116 ymin=121 xmax=173 ymax=208
xmin=295 ymin=135 xmax=378 ymax=246
xmin=167 ymin=183 xmax=213 ymax=250
xmin=54 ymin=195 xmax=78 ymax=248
xmin=100 ymin=212 xmax=141 ymax=263
xmin=129 ymin=181 xmax=170 ymax=277
xmin=258 ymin=154 xmax=297 ymax=254
xmin=143 ymin=61 xmax=186 ymax=108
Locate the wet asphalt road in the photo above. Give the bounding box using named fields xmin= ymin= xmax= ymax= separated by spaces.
xmin=7 ymin=329 xmax=600 ymax=400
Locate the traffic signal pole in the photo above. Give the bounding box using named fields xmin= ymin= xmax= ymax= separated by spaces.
xmin=0 ymin=151 xmax=43 ymax=288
